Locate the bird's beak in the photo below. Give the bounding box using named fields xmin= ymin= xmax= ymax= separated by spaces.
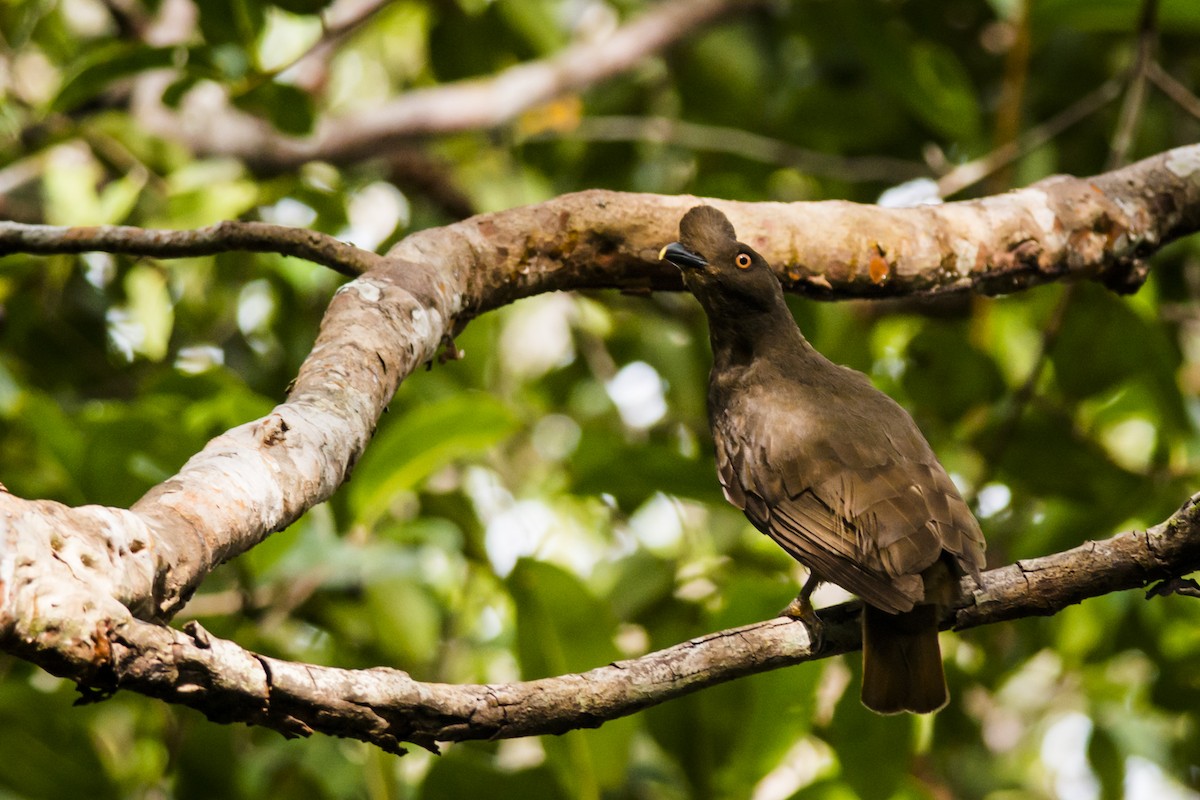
xmin=659 ymin=241 xmax=708 ymax=270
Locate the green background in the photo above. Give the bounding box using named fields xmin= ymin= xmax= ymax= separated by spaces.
xmin=2 ymin=0 xmax=1200 ymax=797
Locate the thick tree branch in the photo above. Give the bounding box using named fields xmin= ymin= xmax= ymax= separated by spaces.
xmin=388 ymin=143 xmax=1200 ymax=309
xmin=0 ymin=146 xmax=1195 ymax=615
xmin=2 ymin=145 xmax=1200 ymax=753
xmin=4 ymin=145 xmax=1197 ymax=296
xmin=6 ymin=491 xmax=1198 ymax=755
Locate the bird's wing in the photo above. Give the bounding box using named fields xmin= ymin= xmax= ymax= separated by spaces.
xmin=713 ymin=392 xmax=983 ymax=613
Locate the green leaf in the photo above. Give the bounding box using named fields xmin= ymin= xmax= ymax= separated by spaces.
xmin=0 ymin=678 xmax=120 ymax=800
xmin=232 ymin=81 xmax=316 ymax=136
xmin=197 ymin=0 xmax=266 ymax=47
xmin=97 ymin=169 xmax=148 ymax=227
xmin=606 ymin=550 xmax=676 ymax=620
xmin=1051 ymin=283 xmax=1187 ymax=433
xmin=42 ymin=149 xmax=102 ymax=227
xmin=423 ymin=749 xmax=568 ymax=800
xmin=268 ymin=0 xmax=335 ymax=15
xmin=159 ymin=162 xmax=261 ymax=226
xmin=823 ymin=683 xmax=916 ymax=800
xmin=362 ymin=579 xmax=443 ymax=670
xmin=349 ymin=392 xmax=518 ymax=525
xmin=124 ymin=265 xmax=175 ymax=362
xmin=844 ymin=13 xmax=981 ymax=145
xmin=1032 ymin=0 xmax=1200 ymax=33
xmin=507 ymin=559 xmax=616 ymax=678
xmin=1088 ymin=724 xmax=1124 ymax=800
xmin=571 ymin=428 xmax=719 ymax=509
xmin=507 ymin=559 xmax=631 ymax=797
xmin=904 ymin=42 xmax=982 ymax=142
xmin=496 ymin=0 xmax=566 ymax=56
xmin=903 ymin=322 xmax=1005 ymax=422
xmin=161 ymin=74 xmax=201 ymax=108
xmin=988 ymin=406 xmax=1141 ymax=504
xmin=51 ymin=44 xmax=176 ymax=113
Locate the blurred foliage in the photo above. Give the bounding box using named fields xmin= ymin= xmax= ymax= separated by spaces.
xmin=2 ymin=0 xmax=1200 ymax=798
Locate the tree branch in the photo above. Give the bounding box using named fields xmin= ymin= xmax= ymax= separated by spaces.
xmin=7 ymin=490 xmax=1199 ymax=755
xmin=386 ymin=142 xmax=1200 ymax=309
xmin=0 ymin=219 xmax=384 ymax=277
xmin=2 ymin=145 xmax=1200 ymax=754
xmin=133 ymin=0 xmax=763 ymax=173
xmin=5 ymin=145 xmax=1196 ymax=295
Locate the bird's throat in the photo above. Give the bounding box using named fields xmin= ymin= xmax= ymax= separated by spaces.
xmin=706 ymin=302 xmax=810 ymax=372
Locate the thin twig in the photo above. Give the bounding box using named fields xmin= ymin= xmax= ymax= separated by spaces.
xmin=966 ymin=284 xmax=1077 ymax=510
xmin=1107 ymin=0 xmax=1159 ymax=170
xmin=988 ymin=0 xmax=1032 ymax=193
xmin=0 ymin=220 xmax=383 ymax=277
xmin=1146 ymin=60 xmax=1200 ymax=120
xmin=937 ymin=78 xmax=1123 ymax=198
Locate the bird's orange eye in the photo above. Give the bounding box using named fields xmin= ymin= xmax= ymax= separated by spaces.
xmin=735 ymin=253 xmax=752 ymax=269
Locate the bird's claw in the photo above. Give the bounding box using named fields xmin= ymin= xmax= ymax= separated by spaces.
xmin=780 ymin=594 xmax=825 ymax=651
xmin=1146 ymin=576 xmax=1200 ymax=599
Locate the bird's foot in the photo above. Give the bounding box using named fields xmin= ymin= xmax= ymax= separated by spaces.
xmin=780 ymin=593 xmax=824 ymax=651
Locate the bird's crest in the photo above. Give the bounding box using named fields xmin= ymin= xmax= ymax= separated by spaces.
xmin=679 ymin=206 xmax=738 ymax=255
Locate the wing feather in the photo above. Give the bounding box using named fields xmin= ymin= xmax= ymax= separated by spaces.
xmin=712 ymin=381 xmax=985 ymax=609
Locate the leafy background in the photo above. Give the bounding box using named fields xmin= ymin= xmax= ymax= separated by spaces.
xmin=2 ymin=0 xmax=1200 ymax=798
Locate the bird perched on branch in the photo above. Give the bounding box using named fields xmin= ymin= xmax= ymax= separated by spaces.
xmin=660 ymin=205 xmax=985 ymax=714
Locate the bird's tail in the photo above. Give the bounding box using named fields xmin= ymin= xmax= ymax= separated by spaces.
xmin=860 ymin=603 xmax=947 ymax=714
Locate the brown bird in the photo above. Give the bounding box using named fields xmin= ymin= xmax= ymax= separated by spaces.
xmin=660 ymin=205 xmax=985 ymax=714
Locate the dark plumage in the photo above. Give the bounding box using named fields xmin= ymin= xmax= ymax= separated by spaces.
xmin=661 ymin=205 xmax=985 ymax=714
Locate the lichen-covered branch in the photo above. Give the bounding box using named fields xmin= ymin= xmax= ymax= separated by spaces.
xmin=2 ymin=145 xmax=1200 ymax=754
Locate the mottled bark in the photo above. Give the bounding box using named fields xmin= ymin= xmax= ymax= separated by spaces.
xmin=8 ymin=494 xmax=1197 ymax=755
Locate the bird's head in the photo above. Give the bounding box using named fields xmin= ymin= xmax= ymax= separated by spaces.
xmin=659 ymin=206 xmax=784 ymax=316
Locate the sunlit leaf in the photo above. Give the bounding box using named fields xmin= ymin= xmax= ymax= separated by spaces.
xmin=349 ymin=392 xmax=518 ymax=525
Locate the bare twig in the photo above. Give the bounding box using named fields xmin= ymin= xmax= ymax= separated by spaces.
xmin=0 ymin=220 xmax=383 ymax=277
xmin=937 ymin=78 xmax=1122 ymax=198
xmin=1107 ymin=0 xmax=1159 ymax=169
xmin=1145 ymin=576 xmax=1200 ymax=599
xmin=1147 ymin=60 xmax=1200 ymax=120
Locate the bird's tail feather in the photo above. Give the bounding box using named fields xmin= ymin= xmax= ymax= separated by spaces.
xmin=860 ymin=603 xmax=947 ymax=714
